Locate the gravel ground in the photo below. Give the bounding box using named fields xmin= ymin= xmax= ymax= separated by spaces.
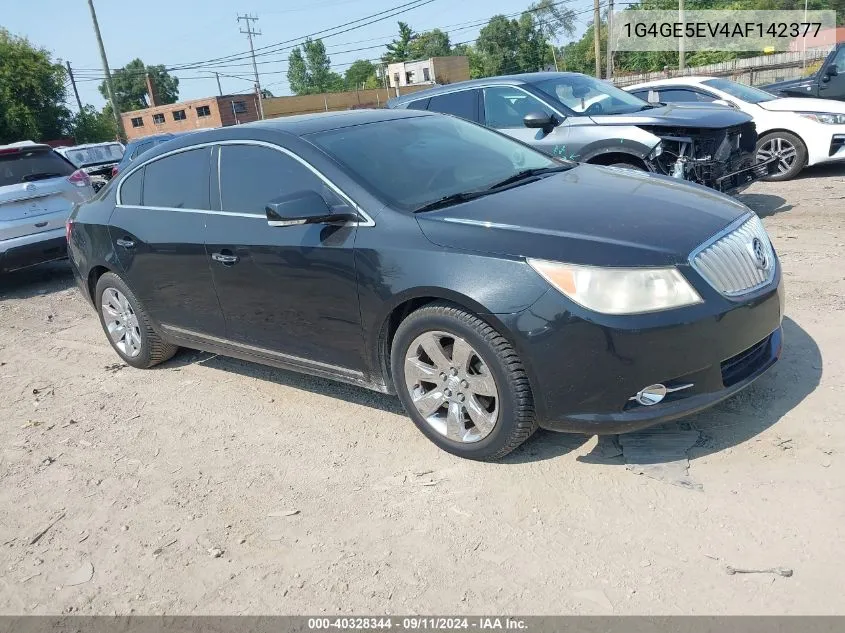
xmin=1 ymin=164 xmax=843 ymax=615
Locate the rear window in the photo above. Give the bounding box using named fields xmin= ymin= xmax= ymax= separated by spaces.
xmin=0 ymin=148 xmax=75 ymax=188
xmin=64 ymin=144 xmax=124 ymax=167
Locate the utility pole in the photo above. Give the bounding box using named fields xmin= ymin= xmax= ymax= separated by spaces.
xmin=237 ymin=14 xmax=264 ymax=119
xmin=593 ymin=0 xmax=602 ymax=78
xmin=87 ymin=0 xmax=124 ymax=139
xmin=215 ymin=72 xmax=223 ymax=96
xmin=678 ymin=0 xmax=686 ymax=72
xmin=66 ymin=61 xmax=83 ymax=112
xmin=605 ymin=0 xmax=614 ymax=79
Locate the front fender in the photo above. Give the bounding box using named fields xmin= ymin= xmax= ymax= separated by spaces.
xmin=576 ymin=127 xmax=660 ymax=163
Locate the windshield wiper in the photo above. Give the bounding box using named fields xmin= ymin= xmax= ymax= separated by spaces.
xmin=21 ymin=172 xmax=63 ymax=182
xmin=484 ymin=165 xmax=572 ymax=190
xmin=412 ymin=190 xmax=492 ymax=213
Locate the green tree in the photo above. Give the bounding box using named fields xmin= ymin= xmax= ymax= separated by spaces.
xmin=530 ymin=0 xmax=576 ymax=41
xmin=99 ymin=58 xmax=179 ymax=112
xmin=0 ymin=29 xmax=70 ymax=144
xmin=408 ymin=29 xmax=451 ymax=59
xmin=344 ymin=59 xmax=377 ymax=90
xmin=451 ymin=43 xmax=485 ymax=79
xmin=286 ymin=38 xmax=345 ymax=95
xmin=70 ymin=105 xmax=117 ymax=144
xmin=382 ymin=22 xmax=416 ymax=63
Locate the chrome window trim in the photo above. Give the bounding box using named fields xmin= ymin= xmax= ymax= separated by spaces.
xmin=115 ymin=139 xmax=375 ymax=227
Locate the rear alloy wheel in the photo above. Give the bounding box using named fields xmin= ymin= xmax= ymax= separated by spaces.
xmin=95 ymin=272 xmax=178 ymax=369
xmin=756 ymin=132 xmax=806 ymax=181
xmin=391 ymin=303 xmax=537 ymax=460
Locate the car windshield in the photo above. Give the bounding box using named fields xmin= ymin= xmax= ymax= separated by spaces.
xmin=63 ymin=143 xmax=124 ymax=167
xmin=0 ymin=147 xmax=74 ymax=188
xmin=702 ymin=78 xmax=776 ymax=104
xmin=308 ymin=115 xmax=561 ymax=211
xmin=534 ymin=75 xmax=650 ymax=115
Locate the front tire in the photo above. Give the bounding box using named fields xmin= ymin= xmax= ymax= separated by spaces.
xmin=391 ymin=303 xmax=537 ymax=461
xmin=756 ymin=131 xmax=806 ymax=181
xmin=95 ymin=272 xmax=178 ymax=369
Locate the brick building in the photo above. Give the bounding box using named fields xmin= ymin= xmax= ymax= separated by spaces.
xmin=120 ymin=93 xmax=262 ymax=141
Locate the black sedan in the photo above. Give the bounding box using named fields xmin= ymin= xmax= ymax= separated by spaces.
xmin=66 ymin=109 xmax=784 ymax=460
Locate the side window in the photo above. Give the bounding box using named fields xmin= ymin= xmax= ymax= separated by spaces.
xmin=405 ymin=98 xmax=430 ymax=111
xmin=654 ymin=88 xmax=715 ymax=103
xmin=142 ymin=148 xmax=211 ymax=210
xmin=120 ymin=168 xmax=143 ymax=206
xmin=630 ymin=90 xmax=650 ymax=100
xmin=483 ymin=87 xmax=554 ymax=129
xmin=830 ymin=46 xmax=845 ymax=71
xmin=426 ymin=90 xmax=479 ymax=122
xmin=218 ymin=144 xmax=339 ymax=215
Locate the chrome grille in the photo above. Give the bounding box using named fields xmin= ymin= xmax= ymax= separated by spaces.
xmin=690 ymin=214 xmax=776 ymax=297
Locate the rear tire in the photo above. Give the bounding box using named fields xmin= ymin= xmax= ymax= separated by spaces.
xmin=391 ymin=302 xmax=537 ymax=461
xmin=95 ymin=272 xmax=178 ymax=369
xmin=756 ymin=131 xmax=806 ymax=181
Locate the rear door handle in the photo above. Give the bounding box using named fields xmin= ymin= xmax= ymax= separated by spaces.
xmin=211 ymin=252 xmax=239 ymax=265
xmin=116 ymin=238 xmax=135 ymax=249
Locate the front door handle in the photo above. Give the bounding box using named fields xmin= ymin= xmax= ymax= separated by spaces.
xmin=211 ymin=252 xmax=239 ymax=265
xmin=116 ymin=238 xmax=135 ymax=249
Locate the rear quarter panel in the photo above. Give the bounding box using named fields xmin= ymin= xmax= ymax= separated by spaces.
xmin=67 ymin=188 xmax=122 ymax=303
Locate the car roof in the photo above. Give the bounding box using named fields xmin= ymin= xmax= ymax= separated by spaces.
xmin=126 ymin=133 xmax=176 ymax=146
xmin=240 ymin=108 xmax=435 ymax=136
xmin=387 ymin=72 xmax=589 ymax=106
xmin=0 ymin=140 xmax=52 ymax=151
xmin=623 ymin=77 xmax=714 ymax=90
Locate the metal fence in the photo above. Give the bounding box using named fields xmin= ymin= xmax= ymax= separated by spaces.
xmin=611 ymin=47 xmax=834 ymax=87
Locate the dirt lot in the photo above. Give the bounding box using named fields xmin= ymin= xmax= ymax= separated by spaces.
xmin=1 ymin=165 xmax=844 ymax=616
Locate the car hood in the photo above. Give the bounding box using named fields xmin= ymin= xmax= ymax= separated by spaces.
xmin=763 ymin=77 xmax=817 ymax=94
xmin=588 ymin=103 xmax=752 ymax=128
xmin=758 ymin=97 xmax=845 ymax=114
xmin=415 ymin=164 xmax=751 ymax=268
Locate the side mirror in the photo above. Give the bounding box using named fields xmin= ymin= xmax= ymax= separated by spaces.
xmin=825 ymin=65 xmax=838 ymax=78
xmin=265 ymin=190 xmax=357 ymax=227
xmin=523 ymin=112 xmax=557 ymax=133
xmin=712 ymin=99 xmax=739 ymax=109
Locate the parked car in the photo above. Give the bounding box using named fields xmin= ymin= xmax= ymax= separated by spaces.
xmin=625 ymin=76 xmax=845 ymax=181
xmin=764 ymin=43 xmax=845 ymax=101
xmin=111 ymin=133 xmax=177 ymax=179
xmin=56 ymin=142 xmax=124 ymax=192
xmin=1 ymin=141 xmax=95 ymax=273
xmin=67 ymin=110 xmax=783 ymax=460
xmin=387 ymin=72 xmax=772 ymax=195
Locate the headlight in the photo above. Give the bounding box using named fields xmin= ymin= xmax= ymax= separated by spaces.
xmin=647 ymin=142 xmax=662 ymax=159
xmin=527 ymin=259 xmax=703 ymax=315
xmin=798 ymin=112 xmax=845 ymax=124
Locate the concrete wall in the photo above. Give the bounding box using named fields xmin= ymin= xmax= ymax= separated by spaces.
xmin=262 ymin=85 xmax=430 ymax=119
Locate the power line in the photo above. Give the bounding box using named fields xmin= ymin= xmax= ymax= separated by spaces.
xmin=237 ymin=13 xmax=265 ymax=119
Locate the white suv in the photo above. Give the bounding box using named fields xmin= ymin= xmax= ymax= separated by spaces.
xmin=1 ymin=141 xmax=95 ymax=273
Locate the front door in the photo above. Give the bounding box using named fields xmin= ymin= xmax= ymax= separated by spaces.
xmin=109 ymin=147 xmax=227 ymax=337
xmin=205 ymin=143 xmax=365 ymax=373
xmin=819 ymin=46 xmax=845 ymax=100
xmin=479 ymin=86 xmax=576 ymax=160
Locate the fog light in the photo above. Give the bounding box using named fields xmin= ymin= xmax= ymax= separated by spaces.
xmin=629 ymin=382 xmax=694 ymax=406
xmin=632 ymin=384 xmax=667 ymax=406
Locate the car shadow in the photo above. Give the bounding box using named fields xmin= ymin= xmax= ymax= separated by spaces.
xmin=796 ymin=162 xmax=845 ymax=179
xmin=738 ymin=193 xmax=793 ymax=218
xmin=159 ymin=318 xmax=819 ymax=466
xmin=0 ymin=260 xmax=75 ymax=302
xmin=504 ymin=316 xmax=821 ymax=465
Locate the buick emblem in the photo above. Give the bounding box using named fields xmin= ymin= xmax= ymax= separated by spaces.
xmin=750 ymin=237 xmax=769 ymax=271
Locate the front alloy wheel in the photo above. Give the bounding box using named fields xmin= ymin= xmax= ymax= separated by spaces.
xmin=404 ymin=330 xmax=499 ymax=443
xmin=391 ymin=302 xmax=537 ymax=460
xmin=756 ymin=131 xmax=807 ymax=181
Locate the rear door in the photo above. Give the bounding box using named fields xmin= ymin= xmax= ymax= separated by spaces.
xmin=109 ymin=147 xmax=226 ymax=337
xmin=0 ymin=146 xmax=85 ymax=243
xmin=205 ymin=142 xmax=365 ymax=372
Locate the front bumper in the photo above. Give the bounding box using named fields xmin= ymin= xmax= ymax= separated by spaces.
xmin=501 ymin=268 xmax=784 ymax=434
xmin=0 ymin=229 xmax=67 ymax=273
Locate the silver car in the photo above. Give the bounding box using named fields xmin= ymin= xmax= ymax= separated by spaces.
xmin=1 ymin=141 xmax=95 ymax=273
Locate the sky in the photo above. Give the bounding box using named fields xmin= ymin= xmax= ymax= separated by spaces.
xmin=3 ymin=0 xmax=594 ymax=112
